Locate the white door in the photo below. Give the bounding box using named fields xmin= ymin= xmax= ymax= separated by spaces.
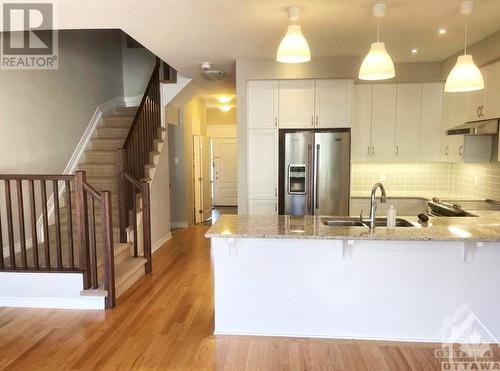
xmin=247 ymin=129 xmax=277 ymax=200
xmin=371 ymin=84 xmax=397 ymax=161
xmin=247 ymin=80 xmax=278 ymax=129
xmin=193 ymin=135 xmax=212 ymax=223
xmin=278 ymin=80 xmax=315 ymax=128
xmin=351 ymin=84 xmax=373 ymax=160
xmin=315 ymin=79 xmax=353 ymax=128
xmin=213 ymin=138 xmax=237 ymax=206
xmin=420 ymin=83 xmax=443 ymax=160
xmin=395 ymin=84 xmax=422 ymax=160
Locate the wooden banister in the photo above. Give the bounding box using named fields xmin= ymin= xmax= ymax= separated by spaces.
xmin=0 ymin=171 xmax=118 ymax=308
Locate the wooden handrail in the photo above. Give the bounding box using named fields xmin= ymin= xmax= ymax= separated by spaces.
xmin=123 ymin=58 xmax=161 ymax=148
xmin=0 ymin=171 xmax=116 ymax=308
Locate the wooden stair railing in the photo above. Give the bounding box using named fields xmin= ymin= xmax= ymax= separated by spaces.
xmin=117 ymin=58 xmax=162 ymax=272
xmin=0 ymin=171 xmax=116 ymax=308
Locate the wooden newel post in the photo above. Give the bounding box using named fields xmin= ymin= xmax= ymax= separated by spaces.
xmin=101 ymin=191 xmax=116 ymax=309
xmin=141 ymin=181 xmax=152 ymax=273
xmin=74 ymin=171 xmax=90 ymax=289
xmin=117 ymin=148 xmax=127 ymax=243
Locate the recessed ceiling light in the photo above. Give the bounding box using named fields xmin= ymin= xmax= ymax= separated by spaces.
xmin=438 ymin=28 xmax=447 ymax=35
xmin=216 ymin=95 xmax=233 ymax=104
xmin=219 ymin=105 xmax=232 ymax=112
xmin=411 ymin=48 xmax=418 ymax=54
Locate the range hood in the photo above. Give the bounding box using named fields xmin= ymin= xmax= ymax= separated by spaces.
xmin=447 ymin=118 xmax=499 ymax=136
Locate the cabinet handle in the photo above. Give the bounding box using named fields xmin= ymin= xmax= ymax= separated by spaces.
xmin=367 ymin=146 xmax=371 ymax=157
xmin=311 ymin=115 xmax=314 ymax=126
xmin=395 ymin=145 xmax=399 ymax=156
xmin=315 ymin=115 xmax=319 ymax=126
xmin=477 ymin=106 xmax=481 ymax=118
xmin=371 ymin=146 xmax=375 ymax=157
xmin=275 ymin=203 xmax=278 ymax=213
xmin=274 ymin=116 xmax=277 ymax=127
xmin=480 ymin=105 xmax=485 ymax=117
xmin=459 ymin=145 xmax=463 ymax=157
xmin=445 ymin=145 xmax=449 ymax=156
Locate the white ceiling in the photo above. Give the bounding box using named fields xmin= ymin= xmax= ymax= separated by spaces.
xmin=51 ymin=0 xmax=500 ymax=96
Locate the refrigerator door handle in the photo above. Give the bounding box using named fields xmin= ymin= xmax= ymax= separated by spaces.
xmin=307 ymin=144 xmax=313 ymax=212
xmin=315 ymin=144 xmax=320 ymax=209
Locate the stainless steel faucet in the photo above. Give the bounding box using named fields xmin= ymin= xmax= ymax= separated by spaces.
xmin=362 ymin=183 xmax=387 ymax=229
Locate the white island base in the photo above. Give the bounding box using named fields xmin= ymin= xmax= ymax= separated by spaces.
xmin=211 ymin=237 xmax=500 ymax=343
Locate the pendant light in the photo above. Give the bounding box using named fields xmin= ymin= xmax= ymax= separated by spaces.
xmin=276 ymin=6 xmax=311 ymax=64
xmin=359 ymin=3 xmax=395 ymax=81
xmin=444 ymin=0 xmax=484 ymax=92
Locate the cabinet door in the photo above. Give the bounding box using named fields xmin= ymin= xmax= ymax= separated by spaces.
xmin=484 ymin=61 xmax=500 ymax=119
xmin=467 ymin=89 xmax=485 ymax=122
xmin=371 ymin=84 xmax=397 ymax=160
xmin=315 ymin=79 xmax=353 ymax=128
xmin=248 ymin=80 xmax=278 ymax=129
xmin=395 ymin=84 xmax=422 ymax=160
xmin=278 ymin=80 xmax=315 ymax=128
xmin=420 ymin=83 xmax=443 ymax=160
xmin=441 ymin=92 xmax=454 ymax=161
xmin=247 ymin=129 xmax=277 ymax=199
xmin=351 ymin=84 xmax=373 ymax=160
xmin=248 ymin=199 xmax=278 ymax=215
xmin=450 ymin=92 xmax=469 ymax=162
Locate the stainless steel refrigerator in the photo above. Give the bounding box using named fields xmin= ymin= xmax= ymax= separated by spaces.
xmin=279 ymin=130 xmax=350 ymax=216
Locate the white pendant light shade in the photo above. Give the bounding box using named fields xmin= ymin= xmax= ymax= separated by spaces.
xmin=358 ymin=42 xmax=395 ymax=80
xmin=445 ymin=55 xmax=484 ymax=92
xmin=276 ymin=6 xmax=310 ymax=64
xmin=358 ymin=3 xmax=395 ymax=81
xmin=444 ymin=1 xmax=484 ymax=93
xmin=277 ymin=25 xmax=311 ymax=63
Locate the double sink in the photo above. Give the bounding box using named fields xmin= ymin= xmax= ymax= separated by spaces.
xmin=321 ymin=217 xmax=415 ymax=228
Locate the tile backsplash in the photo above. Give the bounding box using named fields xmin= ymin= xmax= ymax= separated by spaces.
xmin=451 ymin=162 xmax=500 ymax=200
xmin=351 ymin=161 xmax=500 ymax=200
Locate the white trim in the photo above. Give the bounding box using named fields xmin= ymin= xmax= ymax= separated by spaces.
xmin=152 ymin=232 xmax=172 ymax=253
xmin=0 ymin=296 xmax=104 ymax=310
xmin=171 ymin=222 xmax=188 ymax=229
xmin=213 ymin=331 xmax=500 ymax=344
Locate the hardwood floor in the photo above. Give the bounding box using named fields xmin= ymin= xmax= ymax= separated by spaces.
xmin=0 ymin=226 xmax=498 ymax=370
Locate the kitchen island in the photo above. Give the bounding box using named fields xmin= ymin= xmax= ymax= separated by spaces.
xmin=206 ymin=213 xmax=500 ymax=342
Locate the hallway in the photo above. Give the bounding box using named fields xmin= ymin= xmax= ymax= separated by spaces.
xmin=0 ymin=227 xmax=493 ymax=370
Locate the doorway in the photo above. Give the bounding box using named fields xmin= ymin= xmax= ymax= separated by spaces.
xmin=212 ymin=138 xmax=237 ymax=207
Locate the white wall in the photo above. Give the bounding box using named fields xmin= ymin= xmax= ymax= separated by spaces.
xmin=150 ymin=131 xmax=171 ymax=249
xmin=121 ymin=35 xmax=157 ymax=97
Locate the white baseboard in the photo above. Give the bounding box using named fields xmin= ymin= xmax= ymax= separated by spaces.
xmin=152 ymin=232 xmax=172 ymax=253
xmin=171 ymin=222 xmax=188 ymax=229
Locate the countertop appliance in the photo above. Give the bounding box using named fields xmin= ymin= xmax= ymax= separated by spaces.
xmin=428 ymin=198 xmax=500 ymax=217
xmin=279 ymin=129 xmax=350 ymax=216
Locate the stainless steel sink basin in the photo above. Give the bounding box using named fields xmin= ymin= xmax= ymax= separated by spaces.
xmin=321 ymin=218 xmax=366 ymax=227
xmin=321 ymin=217 xmax=414 ymax=228
xmin=372 ymin=218 xmax=414 ymax=228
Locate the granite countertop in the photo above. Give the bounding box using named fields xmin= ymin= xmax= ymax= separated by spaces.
xmin=205 ymin=210 xmax=500 ymax=242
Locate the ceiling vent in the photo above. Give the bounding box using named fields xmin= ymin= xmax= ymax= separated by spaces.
xmin=200 ymin=62 xmax=227 ymax=81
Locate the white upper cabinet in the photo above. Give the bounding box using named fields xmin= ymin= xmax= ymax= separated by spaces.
xmin=314 ymin=79 xmax=353 ymax=128
xmin=467 ymin=88 xmax=486 ymax=122
xmin=419 ymin=83 xmax=443 ymax=160
xmin=247 ymin=129 xmax=278 ymax=200
xmin=247 ymin=80 xmax=278 ymax=129
xmin=351 ymin=84 xmax=373 ymax=160
xmin=483 ymin=61 xmax=500 ymax=120
xmin=395 ymin=84 xmax=422 ymax=160
xmin=278 ymin=80 xmax=315 ymax=128
xmin=370 ymin=84 xmax=397 ymax=160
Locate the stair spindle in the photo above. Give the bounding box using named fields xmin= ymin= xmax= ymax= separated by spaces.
xmin=4 ymin=180 xmax=15 ymax=268
xmin=40 ymin=180 xmax=50 ymax=269
xmin=53 ymin=180 xmax=62 ymax=269
xmin=16 ymin=180 xmax=27 ymax=268
xmin=28 ymin=180 xmax=39 ymax=269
